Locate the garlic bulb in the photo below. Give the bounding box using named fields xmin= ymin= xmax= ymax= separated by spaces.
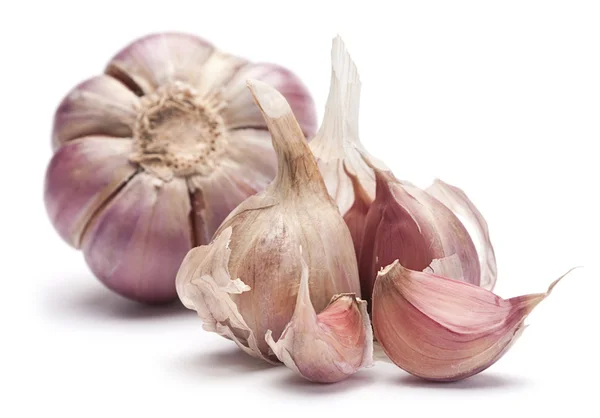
xmin=176 ymin=79 xmax=361 ymax=362
xmin=308 ymin=36 xmax=387 ymax=257
xmin=45 ymin=33 xmax=316 ymax=303
xmin=265 ymin=249 xmax=373 ymax=383
xmin=373 ymin=260 xmax=572 ymax=381
xmin=359 ymin=169 xmax=497 ymax=304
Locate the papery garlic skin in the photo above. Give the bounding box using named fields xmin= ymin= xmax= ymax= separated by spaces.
xmin=177 ymin=80 xmax=360 ymax=361
xmin=265 ymin=250 xmax=373 ymax=383
xmin=45 ymin=32 xmax=316 ymax=303
xmin=373 ymin=260 xmax=568 ymax=382
xmin=309 ymin=36 xmax=388 ymax=252
xmin=359 ymin=169 xmax=497 ymax=304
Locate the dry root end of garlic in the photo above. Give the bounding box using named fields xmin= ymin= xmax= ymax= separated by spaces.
xmin=176 ymin=79 xmax=361 ymax=362
xmin=45 ymin=32 xmax=316 ymax=303
xmin=265 ymin=248 xmax=373 ymax=383
xmin=373 ymin=260 xmax=574 ymax=382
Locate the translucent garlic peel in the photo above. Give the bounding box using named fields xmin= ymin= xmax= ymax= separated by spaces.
xmin=309 ymin=36 xmax=386 ymax=215
xmin=265 ymin=250 xmax=373 ymax=383
xmin=373 ymin=260 xmax=571 ymax=382
xmin=45 ymin=32 xmax=317 ymax=303
xmin=176 ymin=79 xmax=360 ymax=360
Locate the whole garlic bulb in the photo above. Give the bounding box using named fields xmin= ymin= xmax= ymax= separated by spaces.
xmin=44 ymin=33 xmax=316 ymax=303
xmin=176 ymin=80 xmax=362 ymax=363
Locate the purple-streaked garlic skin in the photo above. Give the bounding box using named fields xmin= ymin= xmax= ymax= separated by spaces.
xmin=265 ymin=253 xmax=373 ymax=383
xmin=82 ymin=174 xmax=192 ymax=303
xmin=359 ymin=169 xmax=481 ymax=304
xmin=44 ymin=137 xmax=137 ymax=248
xmin=372 ymin=260 xmax=565 ymax=381
xmin=176 ymin=80 xmax=360 ymax=361
xmin=45 ymin=32 xmax=317 ymax=303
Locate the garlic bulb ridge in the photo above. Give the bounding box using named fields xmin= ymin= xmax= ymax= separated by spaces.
xmin=177 ymin=79 xmax=360 ymax=362
xmin=45 ymin=32 xmax=317 ymax=303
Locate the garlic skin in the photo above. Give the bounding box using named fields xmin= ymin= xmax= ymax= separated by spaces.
xmin=359 ymin=169 xmax=496 ymax=304
xmin=265 ymin=250 xmax=373 ymax=383
xmin=45 ymin=33 xmax=316 ymax=303
xmin=176 ymin=79 xmax=360 ymax=361
xmin=309 ymin=36 xmax=387 ymax=255
xmin=373 ymin=260 xmax=569 ymax=382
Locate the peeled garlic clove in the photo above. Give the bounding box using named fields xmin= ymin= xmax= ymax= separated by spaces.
xmin=266 ymin=250 xmax=373 ymax=383
xmin=222 ymin=63 xmax=317 ymax=135
xmin=359 ymin=169 xmax=480 ymax=303
xmin=47 ymin=33 xmax=316 ymax=303
xmin=177 ymin=80 xmax=360 ymax=360
xmin=82 ymin=173 xmax=192 ymax=303
xmin=44 ymin=137 xmax=137 ymax=247
xmin=106 ymin=32 xmax=214 ymax=94
xmin=52 ymin=76 xmax=139 ymax=149
xmin=373 ymin=260 xmax=569 ymax=381
xmin=426 ymin=179 xmax=498 ymax=291
xmin=309 ymin=36 xmax=387 ymax=215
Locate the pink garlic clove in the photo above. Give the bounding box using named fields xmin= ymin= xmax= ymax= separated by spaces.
xmin=266 ymin=251 xmax=373 ymax=383
xmin=82 ymin=173 xmax=192 ymax=303
xmin=187 ymin=128 xmax=278 ymax=244
xmin=105 ymin=32 xmax=215 ymax=95
xmin=343 ymin=163 xmax=372 ymax=260
xmin=52 ymin=76 xmax=139 ymax=149
xmin=44 ymin=136 xmax=137 ymax=248
xmin=221 ymin=63 xmax=317 ymax=136
xmin=373 ymin=260 xmax=571 ymax=382
xmin=426 ymin=179 xmax=498 ymax=291
xmin=359 ymin=169 xmax=480 ymax=303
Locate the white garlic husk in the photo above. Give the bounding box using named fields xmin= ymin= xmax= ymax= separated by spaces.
xmin=44 ymin=33 xmax=316 ymax=303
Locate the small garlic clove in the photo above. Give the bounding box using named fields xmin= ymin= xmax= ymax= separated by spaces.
xmin=52 ymin=76 xmax=139 ymax=149
xmin=105 ymin=32 xmax=215 ymax=95
xmin=266 ymin=251 xmax=373 ymax=383
xmin=343 ymin=163 xmax=372 ymax=260
xmin=426 ymin=179 xmax=498 ymax=291
xmin=359 ymin=169 xmax=480 ymax=303
xmin=187 ymin=128 xmax=277 ymax=245
xmin=373 ymin=260 xmax=571 ymax=382
xmin=82 ymin=173 xmax=192 ymax=303
xmin=44 ymin=136 xmax=137 ymax=248
xmin=221 ymin=63 xmax=317 ymax=136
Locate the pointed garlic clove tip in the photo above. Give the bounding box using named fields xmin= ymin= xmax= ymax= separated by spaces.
xmin=246 ymin=79 xmax=292 ymax=118
xmin=372 ymin=260 xmax=573 ymax=382
xmin=266 ymin=250 xmax=373 ymax=383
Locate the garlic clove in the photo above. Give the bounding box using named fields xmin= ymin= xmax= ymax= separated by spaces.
xmin=105 ymin=32 xmax=215 ymax=95
xmin=82 ymin=173 xmax=192 ymax=303
xmin=373 ymin=260 xmax=570 ymax=382
xmin=221 ymin=63 xmax=317 ymax=135
xmin=266 ymin=250 xmax=373 ymax=383
xmin=52 ymin=76 xmax=139 ymax=149
xmin=309 ymin=36 xmax=387 ymax=215
xmin=426 ymin=179 xmax=498 ymax=291
xmin=359 ymin=169 xmax=480 ymax=303
xmin=177 ymin=79 xmax=360 ymax=360
xmin=44 ymin=136 xmax=137 ymax=248
xmin=343 ymin=163 xmax=372 ymax=260
xmin=193 ymin=51 xmax=248 ymax=98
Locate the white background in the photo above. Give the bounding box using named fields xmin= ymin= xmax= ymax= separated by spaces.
xmin=2 ymin=1 xmax=599 ymax=416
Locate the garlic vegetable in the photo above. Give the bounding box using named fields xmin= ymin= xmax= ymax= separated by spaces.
xmin=359 ymin=169 xmax=497 ymax=304
xmin=265 ymin=249 xmax=373 ymax=383
xmin=176 ymin=79 xmax=361 ymax=362
xmin=308 ymin=37 xmax=387 ymax=258
xmin=45 ymin=32 xmax=316 ymax=303
xmin=373 ymin=260 xmax=571 ymax=381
